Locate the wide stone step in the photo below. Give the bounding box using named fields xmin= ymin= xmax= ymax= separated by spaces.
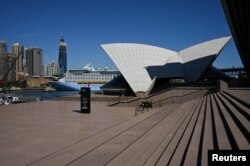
xmin=108 ymin=99 xmax=199 ymax=166
xmin=217 ymin=92 xmax=250 ymax=145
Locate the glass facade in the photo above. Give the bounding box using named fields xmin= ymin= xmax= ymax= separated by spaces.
xmin=58 ymin=35 xmax=67 ymax=76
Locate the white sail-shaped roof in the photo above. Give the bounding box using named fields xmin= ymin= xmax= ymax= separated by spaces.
xmin=101 ymin=36 xmax=231 ymax=93
xmin=101 ymin=43 xmax=176 ymax=92
xmin=178 ymin=36 xmax=231 ymax=82
xmin=178 ymin=36 xmax=231 ymax=63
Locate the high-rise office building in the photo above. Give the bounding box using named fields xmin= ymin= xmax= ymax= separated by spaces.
xmin=58 ymin=35 xmax=67 ymax=76
xmin=12 ymin=43 xmax=24 ymax=80
xmin=0 ymin=41 xmax=7 ymax=79
xmin=26 ymin=47 xmax=43 ymax=76
xmin=23 ymin=48 xmax=28 ymax=75
xmin=0 ymin=41 xmax=7 ymax=54
xmin=47 ymin=61 xmax=59 ymax=76
xmin=2 ymin=53 xmax=17 ymax=82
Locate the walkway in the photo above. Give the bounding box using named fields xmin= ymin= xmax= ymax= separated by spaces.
xmin=0 ymin=90 xmax=249 ymax=166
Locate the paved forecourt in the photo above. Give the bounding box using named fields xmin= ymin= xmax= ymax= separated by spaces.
xmin=0 ymin=89 xmax=249 ymax=166
xmin=0 ymin=100 xmax=161 ymax=166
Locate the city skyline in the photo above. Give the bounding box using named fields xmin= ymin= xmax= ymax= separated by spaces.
xmin=0 ymin=0 xmax=243 ymax=69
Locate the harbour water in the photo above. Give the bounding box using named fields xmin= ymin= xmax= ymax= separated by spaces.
xmin=14 ymin=89 xmax=80 ymax=100
xmin=1 ymin=87 xmax=101 ymax=101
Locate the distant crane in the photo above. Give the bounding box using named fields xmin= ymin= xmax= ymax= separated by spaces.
xmin=0 ymin=48 xmax=24 ymax=87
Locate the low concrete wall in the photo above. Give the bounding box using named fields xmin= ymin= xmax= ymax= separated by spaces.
xmin=218 ymin=80 xmax=228 ymax=92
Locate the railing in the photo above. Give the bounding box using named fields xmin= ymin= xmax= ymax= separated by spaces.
xmin=108 ymin=82 xmax=218 ymax=107
xmin=150 ymin=82 xmax=217 ymax=95
xmin=108 ymin=96 xmax=137 ymax=106
xmin=108 ymin=83 xmax=175 ymax=106
xmin=152 ymin=88 xmax=215 ymax=108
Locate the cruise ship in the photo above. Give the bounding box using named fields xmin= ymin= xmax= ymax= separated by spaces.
xmin=49 ymin=64 xmax=120 ymax=91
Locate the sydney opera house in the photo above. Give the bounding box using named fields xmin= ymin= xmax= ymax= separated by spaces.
xmin=101 ymin=36 xmax=231 ymax=94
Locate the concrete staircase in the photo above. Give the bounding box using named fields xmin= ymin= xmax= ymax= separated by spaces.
xmin=28 ymin=91 xmax=249 ymax=166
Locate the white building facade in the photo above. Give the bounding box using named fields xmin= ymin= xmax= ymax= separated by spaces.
xmin=47 ymin=61 xmax=59 ymax=76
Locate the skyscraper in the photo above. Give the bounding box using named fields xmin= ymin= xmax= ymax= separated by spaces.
xmin=0 ymin=41 xmax=7 ymax=79
xmin=0 ymin=41 xmax=7 ymax=54
xmin=26 ymin=47 xmax=43 ymax=76
xmin=12 ymin=43 xmax=24 ymax=80
xmin=2 ymin=53 xmax=17 ymax=82
xmin=58 ymin=35 xmax=67 ymax=76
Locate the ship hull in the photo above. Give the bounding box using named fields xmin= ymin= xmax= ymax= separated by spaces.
xmin=48 ymin=81 xmax=102 ymax=91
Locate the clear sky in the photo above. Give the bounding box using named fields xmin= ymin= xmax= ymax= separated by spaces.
xmin=0 ymin=0 xmax=243 ymax=69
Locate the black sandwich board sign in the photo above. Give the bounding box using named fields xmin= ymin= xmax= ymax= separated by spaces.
xmin=80 ymin=87 xmax=91 ymax=113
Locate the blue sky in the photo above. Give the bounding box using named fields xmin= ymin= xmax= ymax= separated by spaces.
xmin=0 ymin=0 xmax=243 ymax=69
